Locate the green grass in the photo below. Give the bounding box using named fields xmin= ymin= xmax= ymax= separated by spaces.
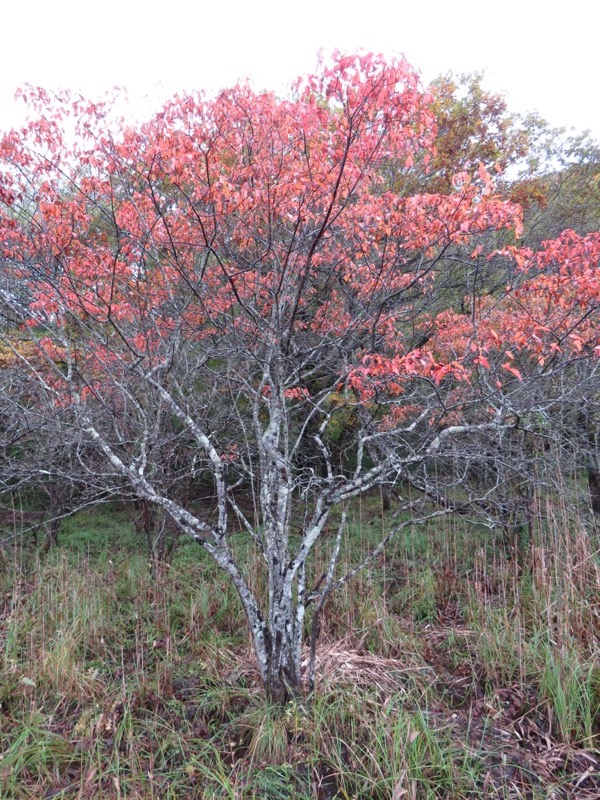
xmin=0 ymin=494 xmax=598 ymax=798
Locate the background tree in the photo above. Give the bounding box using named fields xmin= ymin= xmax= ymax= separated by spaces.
xmin=518 ymin=128 xmax=600 ymax=246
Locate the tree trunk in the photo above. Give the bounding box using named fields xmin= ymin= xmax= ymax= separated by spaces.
xmin=588 ymin=465 xmax=600 ymax=514
xmin=381 ymin=486 xmax=391 ymax=512
xmin=42 ymin=516 xmax=61 ymax=554
xmin=265 ymin=659 xmax=296 ymax=704
xmin=261 ymin=590 xmax=304 ymax=703
xmin=578 ymin=399 xmax=600 ymax=515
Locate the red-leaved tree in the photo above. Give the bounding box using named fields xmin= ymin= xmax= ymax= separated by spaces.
xmin=0 ymin=54 xmax=599 ymax=700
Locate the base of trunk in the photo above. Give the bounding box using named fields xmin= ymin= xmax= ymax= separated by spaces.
xmin=265 ymin=661 xmax=302 ymax=704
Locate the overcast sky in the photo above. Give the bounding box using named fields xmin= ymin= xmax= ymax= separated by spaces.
xmin=2 ymin=0 xmax=598 ymax=137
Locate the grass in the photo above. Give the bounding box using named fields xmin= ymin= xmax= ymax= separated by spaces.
xmin=0 ymin=494 xmax=598 ymax=798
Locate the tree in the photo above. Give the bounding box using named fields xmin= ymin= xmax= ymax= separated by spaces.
xmin=518 ymin=128 xmax=600 ymax=247
xmin=0 ymin=54 xmax=599 ymax=701
xmin=398 ymin=71 xmax=531 ymax=196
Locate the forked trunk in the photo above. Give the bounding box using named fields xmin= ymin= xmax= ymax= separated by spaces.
xmin=237 ymin=582 xmax=304 ymax=704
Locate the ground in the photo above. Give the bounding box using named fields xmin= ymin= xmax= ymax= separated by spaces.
xmin=0 ymin=499 xmax=598 ymax=798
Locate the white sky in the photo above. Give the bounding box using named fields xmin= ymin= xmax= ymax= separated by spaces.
xmin=2 ymin=0 xmax=599 ymax=137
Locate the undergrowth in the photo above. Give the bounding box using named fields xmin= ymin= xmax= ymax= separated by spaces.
xmin=0 ymin=497 xmax=598 ymax=798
